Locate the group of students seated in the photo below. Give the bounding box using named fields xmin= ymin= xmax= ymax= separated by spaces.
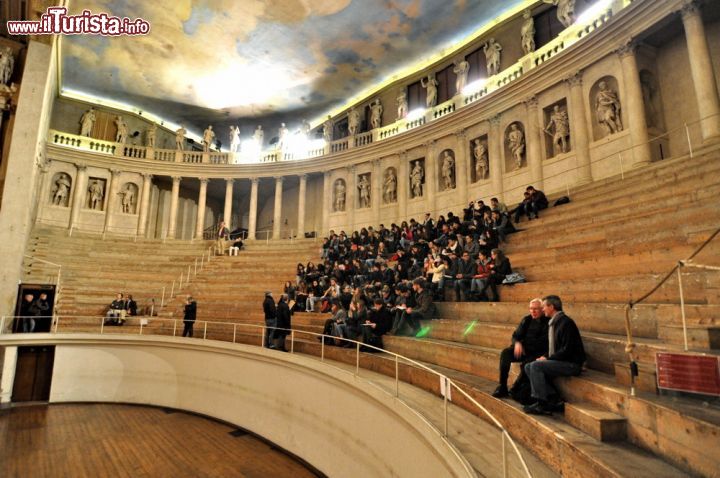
xmin=104 ymin=292 xmax=138 ymax=325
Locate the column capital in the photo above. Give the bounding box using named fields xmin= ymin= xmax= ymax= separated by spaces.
xmin=76 ymin=163 xmax=87 ymax=172
xmin=110 ymin=168 xmax=122 ymax=177
xmin=250 ymin=177 xmax=259 ymax=185
xmin=346 ymin=165 xmax=356 ymax=174
xmin=680 ymin=0 xmax=701 ymax=20
xmin=198 ymin=177 xmax=209 ymax=185
xmin=565 ymin=70 xmax=584 ymax=87
xmin=424 ymin=139 xmax=436 ymax=151
xmin=298 ymin=173 xmax=308 ymax=181
xmin=399 ymin=150 xmax=408 ymax=161
xmin=171 ymin=176 xmax=182 ymax=184
xmin=224 ymin=177 xmax=235 ymax=184
xmin=323 ymin=171 xmax=331 ymax=179
xmin=142 ymin=173 xmax=153 ymax=180
xmin=524 ymin=96 xmax=539 ymax=109
xmin=489 ymin=114 xmax=502 ymax=127
xmin=454 ymin=128 xmax=467 ymax=139
xmin=615 ymin=40 xmax=638 ymax=58
xmin=274 ymin=176 xmax=284 ymax=183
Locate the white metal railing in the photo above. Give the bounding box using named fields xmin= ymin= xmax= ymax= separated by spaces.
xmin=157 ymin=243 xmax=217 ymax=310
xmin=0 ymin=314 xmax=533 ymax=477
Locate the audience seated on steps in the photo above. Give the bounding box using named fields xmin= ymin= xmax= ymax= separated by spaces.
xmin=361 ymin=298 xmax=394 ymax=351
xmin=105 ymin=292 xmax=127 ymax=326
xmin=514 ymin=185 xmax=548 ymax=223
xmin=479 ymin=249 xmax=513 ymax=302
xmin=390 ymin=278 xmax=437 ymax=336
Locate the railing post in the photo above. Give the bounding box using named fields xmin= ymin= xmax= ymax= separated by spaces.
xmin=261 ymin=326 xmax=266 ymax=347
xmin=172 ymin=319 xmax=177 ymax=337
xmin=232 ymin=324 xmax=237 ymax=343
xmin=0 ymin=316 xmax=5 ymax=334
xmin=187 ymin=265 xmax=191 ymax=282
xmin=321 ymin=336 xmax=325 ymax=361
xmin=194 ymin=259 xmax=198 ymax=276
xmin=54 ymin=316 xmax=59 ymax=333
xmin=443 ymin=382 xmax=448 ymax=437
xmin=502 ymin=432 xmax=508 ymax=478
xmin=685 ymin=123 xmax=694 ymax=159
xmin=161 ymin=287 xmax=166 ymax=307
xmin=139 ymin=320 xmax=144 ymax=335
xmin=618 ymin=153 xmax=625 ymax=180
xmin=356 ymin=341 xmax=360 ymax=375
xmin=203 ymin=321 xmax=208 ymax=339
xmin=677 ymin=265 xmax=689 ymax=351
xmin=290 ymin=330 xmax=295 ymax=354
xmin=100 ymin=317 xmax=104 ymax=335
xmin=170 ymin=280 xmax=175 ymax=299
xmin=179 ymin=272 xmax=183 ymax=290
xmin=395 ymin=355 xmax=400 ymax=397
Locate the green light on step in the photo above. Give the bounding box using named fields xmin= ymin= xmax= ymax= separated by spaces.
xmin=463 ymin=320 xmax=477 ymax=337
xmin=415 ymin=326 xmax=431 ymax=338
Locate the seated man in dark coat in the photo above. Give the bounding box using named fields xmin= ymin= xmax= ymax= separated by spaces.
xmin=524 ymin=295 xmax=586 ymax=415
xmin=361 ymin=298 xmax=394 ymax=351
xmin=273 ymin=294 xmax=292 ymax=352
xmin=492 ymin=298 xmax=548 ymax=401
xmin=526 ymin=185 xmax=548 ymax=220
xmin=391 ymin=278 xmax=436 ymax=336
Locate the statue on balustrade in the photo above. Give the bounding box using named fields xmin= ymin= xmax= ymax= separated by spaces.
xmin=507 ymin=123 xmax=525 ymax=170
xmin=253 ymin=125 xmax=264 ymax=146
xmin=229 ymin=126 xmax=241 ymax=152
xmin=396 ymin=90 xmax=408 ymax=120
xmin=277 ymin=123 xmax=289 ymax=150
xmin=473 ymin=139 xmax=489 ymax=180
xmin=484 ymin=39 xmax=503 ymax=77
xmin=421 ymin=74 xmax=439 ymax=108
xmin=203 ymin=125 xmax=215 ymax=152
xmin=545 ymin=104 xmax=570 ymax=155
xmin=595 ymin=81 xmax=623 ymax=136
xmin=333 ymin=179 xmax=346 ymax=212
xmin=453 ymin=59 xmax=469 ymax=95
xmin=441 ymin=150 xmax=456 ymax=190
xmin=348 ymin=108 xmax=361 ymax=136
xmin=87 ymin=180 xmax=104 ymax=210
xmin=383 ymin=168 xmax=397 ymax=204
xmin=370 ymin=99 xmax=383 ymax=129
xmin=301 ymin=119 xmax=311 ymax=139
xmin=118 ymin=183 xmax=137 ymax=214
xmin=410 ymin=160 xmax=424 ymax=198
xmin=323 ymin=116 xmax=333 ymax=142
xmin=175 ymin=125 xmax=187 ymax=150
xmin=79 ymin=107 xmax=96 ymax=137
xmin=358 ymin=174 xmax=371 ymax=208
xmin=521 ymin=9 xmax=536 ymax=55
xmin=543 ymin=0 xmax=575 ymax=28
xmin=0 ymin=46 xmax=15 ymax=86
xmin=146 ymin=124 xmax=157 ymax=148
xmin=51 ymin=173 xmax=71 ymax=207
xmin=115 ymin=116 xmax=128 ymax=144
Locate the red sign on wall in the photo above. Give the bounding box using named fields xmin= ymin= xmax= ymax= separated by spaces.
xmin=656 ymin=353 xmax=720 ymax=396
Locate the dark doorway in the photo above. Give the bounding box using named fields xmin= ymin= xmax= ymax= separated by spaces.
xmin=12 ymin=345 xmax=55 ymax=402
xmin=13 ymin=283 xmax=56 ymax=333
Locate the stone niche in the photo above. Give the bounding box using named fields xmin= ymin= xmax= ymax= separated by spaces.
xmin=383 ymin=167 xmax=397 ymax=204
xmin=85 ymin=177 xmax=107 ymax=211
xmin=504 ymin=121 xmax=526 ymax=172
xmin=543 ymin=98 xmax=571 ymax=159
xmin=437 ymin=149 xmax=456 ymax=191
xmin=332 ymin=178 xmax=346 ymax=212
xmin=49 ymin=172 xmax=72 ymax=207
xmin=357 ymin=172 xmax=371 ymax=209
xmin=408 ymin=158 xmax=425 ymax=199
xmin=118 ymin=182 xmax=139 ymax=215
xmin=589 ymin=76 xmax=623 ymax=141
xmin=470 ymin=135 xmax=489 ymax=183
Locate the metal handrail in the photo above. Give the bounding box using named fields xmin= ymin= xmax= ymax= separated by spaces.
xmin=0 ymin=314 xmax=533 ymax=477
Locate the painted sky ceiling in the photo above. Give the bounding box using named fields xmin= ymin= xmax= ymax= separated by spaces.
xmin=62 ymin=0 xmax=525 ymax=139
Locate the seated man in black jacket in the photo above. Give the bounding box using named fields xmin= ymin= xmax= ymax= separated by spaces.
xmin=453 ymin=251 xmax=476 ymax=302
xmin=492 ymin=298 xmax=548 ymax=400
xmin=524 ymin=295 xmax=586 ymax=415
xmin=391 ymin=278 xmax=436 ymax=336
xmin=361 ymin=298 xmax=393 ymax=351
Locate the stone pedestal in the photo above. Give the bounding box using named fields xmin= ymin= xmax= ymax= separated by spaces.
xmin=195 ymin=178 xmax=208 ymax=239
xmin=167 ymin=176 xmax=181 ymax=239
xmin=248 ymin=178 xmax=259 ymax=240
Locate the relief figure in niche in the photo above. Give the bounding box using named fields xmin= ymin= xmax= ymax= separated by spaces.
xmin=421 ymin=74 xmax=439 ymax=108
xmin=473 ymin=139 xmax=489 ymax=181
xmin=370 ymin=99 xmax=383 ymax=129
xmin=410 ymin=160 xmax=424 ymax=198
xmin=79 ymin=107 xmax=96 ymax=137
xmin=521 ymin=9 xmax=536 ymax=55
xmin=118 ymin=183 xmax=138 ymax=214
xmin=484 ymin=38 xmax=503 ymax=77
xmin=115 ymin=116 xmax=128 ymax=144
xmin=545 ymin=104 xmax=570 ymax=155
xmin=0 ymin=46 xmax=15 ymax=86
xmin=507 ymin=123 xmax=525 ymax=170
xmin=543 ymin=0 xmax=575 ymax=28
xmin=358 ymin=174 xmax=371 ymax=208
xmin=440 ymin=150 xmax=456 ymax=190
xmin=87 ymin=179 xmax=105 ymax=210
xmin=333 ymin=179 xmax=346 ymax=212
xmin=595 ymin=80 xmax=623 ymax=136
xmin=51 ymin=173 xmax=71 ymax=207
xmin=383 ymin=168 xmax=397 ymax=204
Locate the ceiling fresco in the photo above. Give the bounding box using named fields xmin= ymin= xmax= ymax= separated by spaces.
xmin=62 ymin=0 xmax=525 ymax=139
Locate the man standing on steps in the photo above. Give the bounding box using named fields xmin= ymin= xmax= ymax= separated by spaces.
xmin=182 ymin=295 xmax=197 ymax=338
xmin=263 ymin=291 xmax=276 ymax=348
xmin=492 ymin=298 xmax=548 ymax=401
xmin=523 ymin=295 xmax=585 ymax=415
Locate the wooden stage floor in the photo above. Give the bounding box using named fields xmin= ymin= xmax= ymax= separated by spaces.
xmin=0 ymin=403 xmax=321 ymax=478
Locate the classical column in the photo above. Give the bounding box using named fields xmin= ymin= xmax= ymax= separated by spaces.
xmin=372 ymin=160 xmax=381 ymax=225
xmin=424 ymin=141 xmax=437 ymax=214
xmin=195 ymin=178 xmax=208 ymax=239
xmin=397 ymin=151 xmax=408 ymax=220
xmin=34 ymin=162 xmax=51 ymax=222
xmin=454 ymin=129 xmax=470 ymax=204
xmin=167 ymin=176 xmax=181 ymax=239
xmin=0 ymin=346 xmax=18 ymax=403
xmin=618 ymin=42 xmax=652 ymax=167
xmin=488 ymin=115 xmax=504 ymax=200
xmin=103 ymin=169 xmax=121 ymax=233
xmin=223 ymin=178 xmax=234 ymax=229
xmin=346 ymin=166 xmax=356 ymax=230
xmin=322 ymin=172 xmax=331 ymax=234
xmin=297 ymin=174 xmax=307 ymax=238
xmin=68 ymin=164 xmax=88 ymax=230
xmin=566 ymin=73 xmax=593 ymax=184
xmin=525 ymin=97 xmax=545 ymax=190
xmin=248 ymin=178 xmax=259 ymax=240
xmin=137 ymin=173 xmax=153 ymax=237
xmin=272 ymin=176 xmax=283 ymax=239
xmin=681 ymin=1 xmax=720 ymax=141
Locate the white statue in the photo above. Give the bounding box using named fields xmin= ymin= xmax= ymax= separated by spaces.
xmin=253 ymin=125 xmax=264 ymax=146
xmin=507 ymin=123 xmax=525 ymax=170
xmin=333 ymin=180 xmax=346 ymax=212
xmin=202 ymin=125 xmax=215 ymax=152
xmin=347 ymin=108 xmax=361 ymax=135
xmin=277 ymin=123 xmax=289 ymax=150
xmin=595 ymin=81 xmax=623 ymax=136
xmin=383 ymin=168 xmax=397 ymax=203
xmin=453 ymin=59 xmax=470 ymax=95
xmin=441 ymin=151 xmax=455 ymax=190
xmin=146 ymin=124 xmax=157 ymax=148
xmin=521 ymin=9 xmax=536 ymax=55
xmin=544 ymin=0 xmax=575 ymax=28
xmin=79 ymin=108 xmax=96 ymax=137
xmin=473 ymin=139 xmax=489 ymax=180
xmin=114 ymin=116 xmax=128 ymax=144
xmin=370 ymin=99 xmax=383 ymax=129
xmin=119 ymin=184 xmax=136 ymax=214
xmin=301 ymin=119 xmax=311 ymax=139
xmin=0 ymin=46 xmax=15 ymax=86
xmin=175 ymin=125 xmax=187 ymax=150
xmin=358 ymin=174 xmax=371 ymax=208
xmin=421 ymin=74 xmax=439 ymax=108
xmin=51 ymin=173 xmax=71 ymax=206
xmin=484 ymin=39 xmax=503 ymax=77
xmin=229 ymin=125 xmax=241 ymax=152
xmin=323 ymin=115 xmax=333 ymax=142
xmin=88 ymin=180 xmax=104 ymax=210
xmin=545 ymin=104 xmax=570 ymax=155
xmin=396 ymin=90 xmax=408 ymax=120
xmin=410 ymin=160 xmax=424 ymax=198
